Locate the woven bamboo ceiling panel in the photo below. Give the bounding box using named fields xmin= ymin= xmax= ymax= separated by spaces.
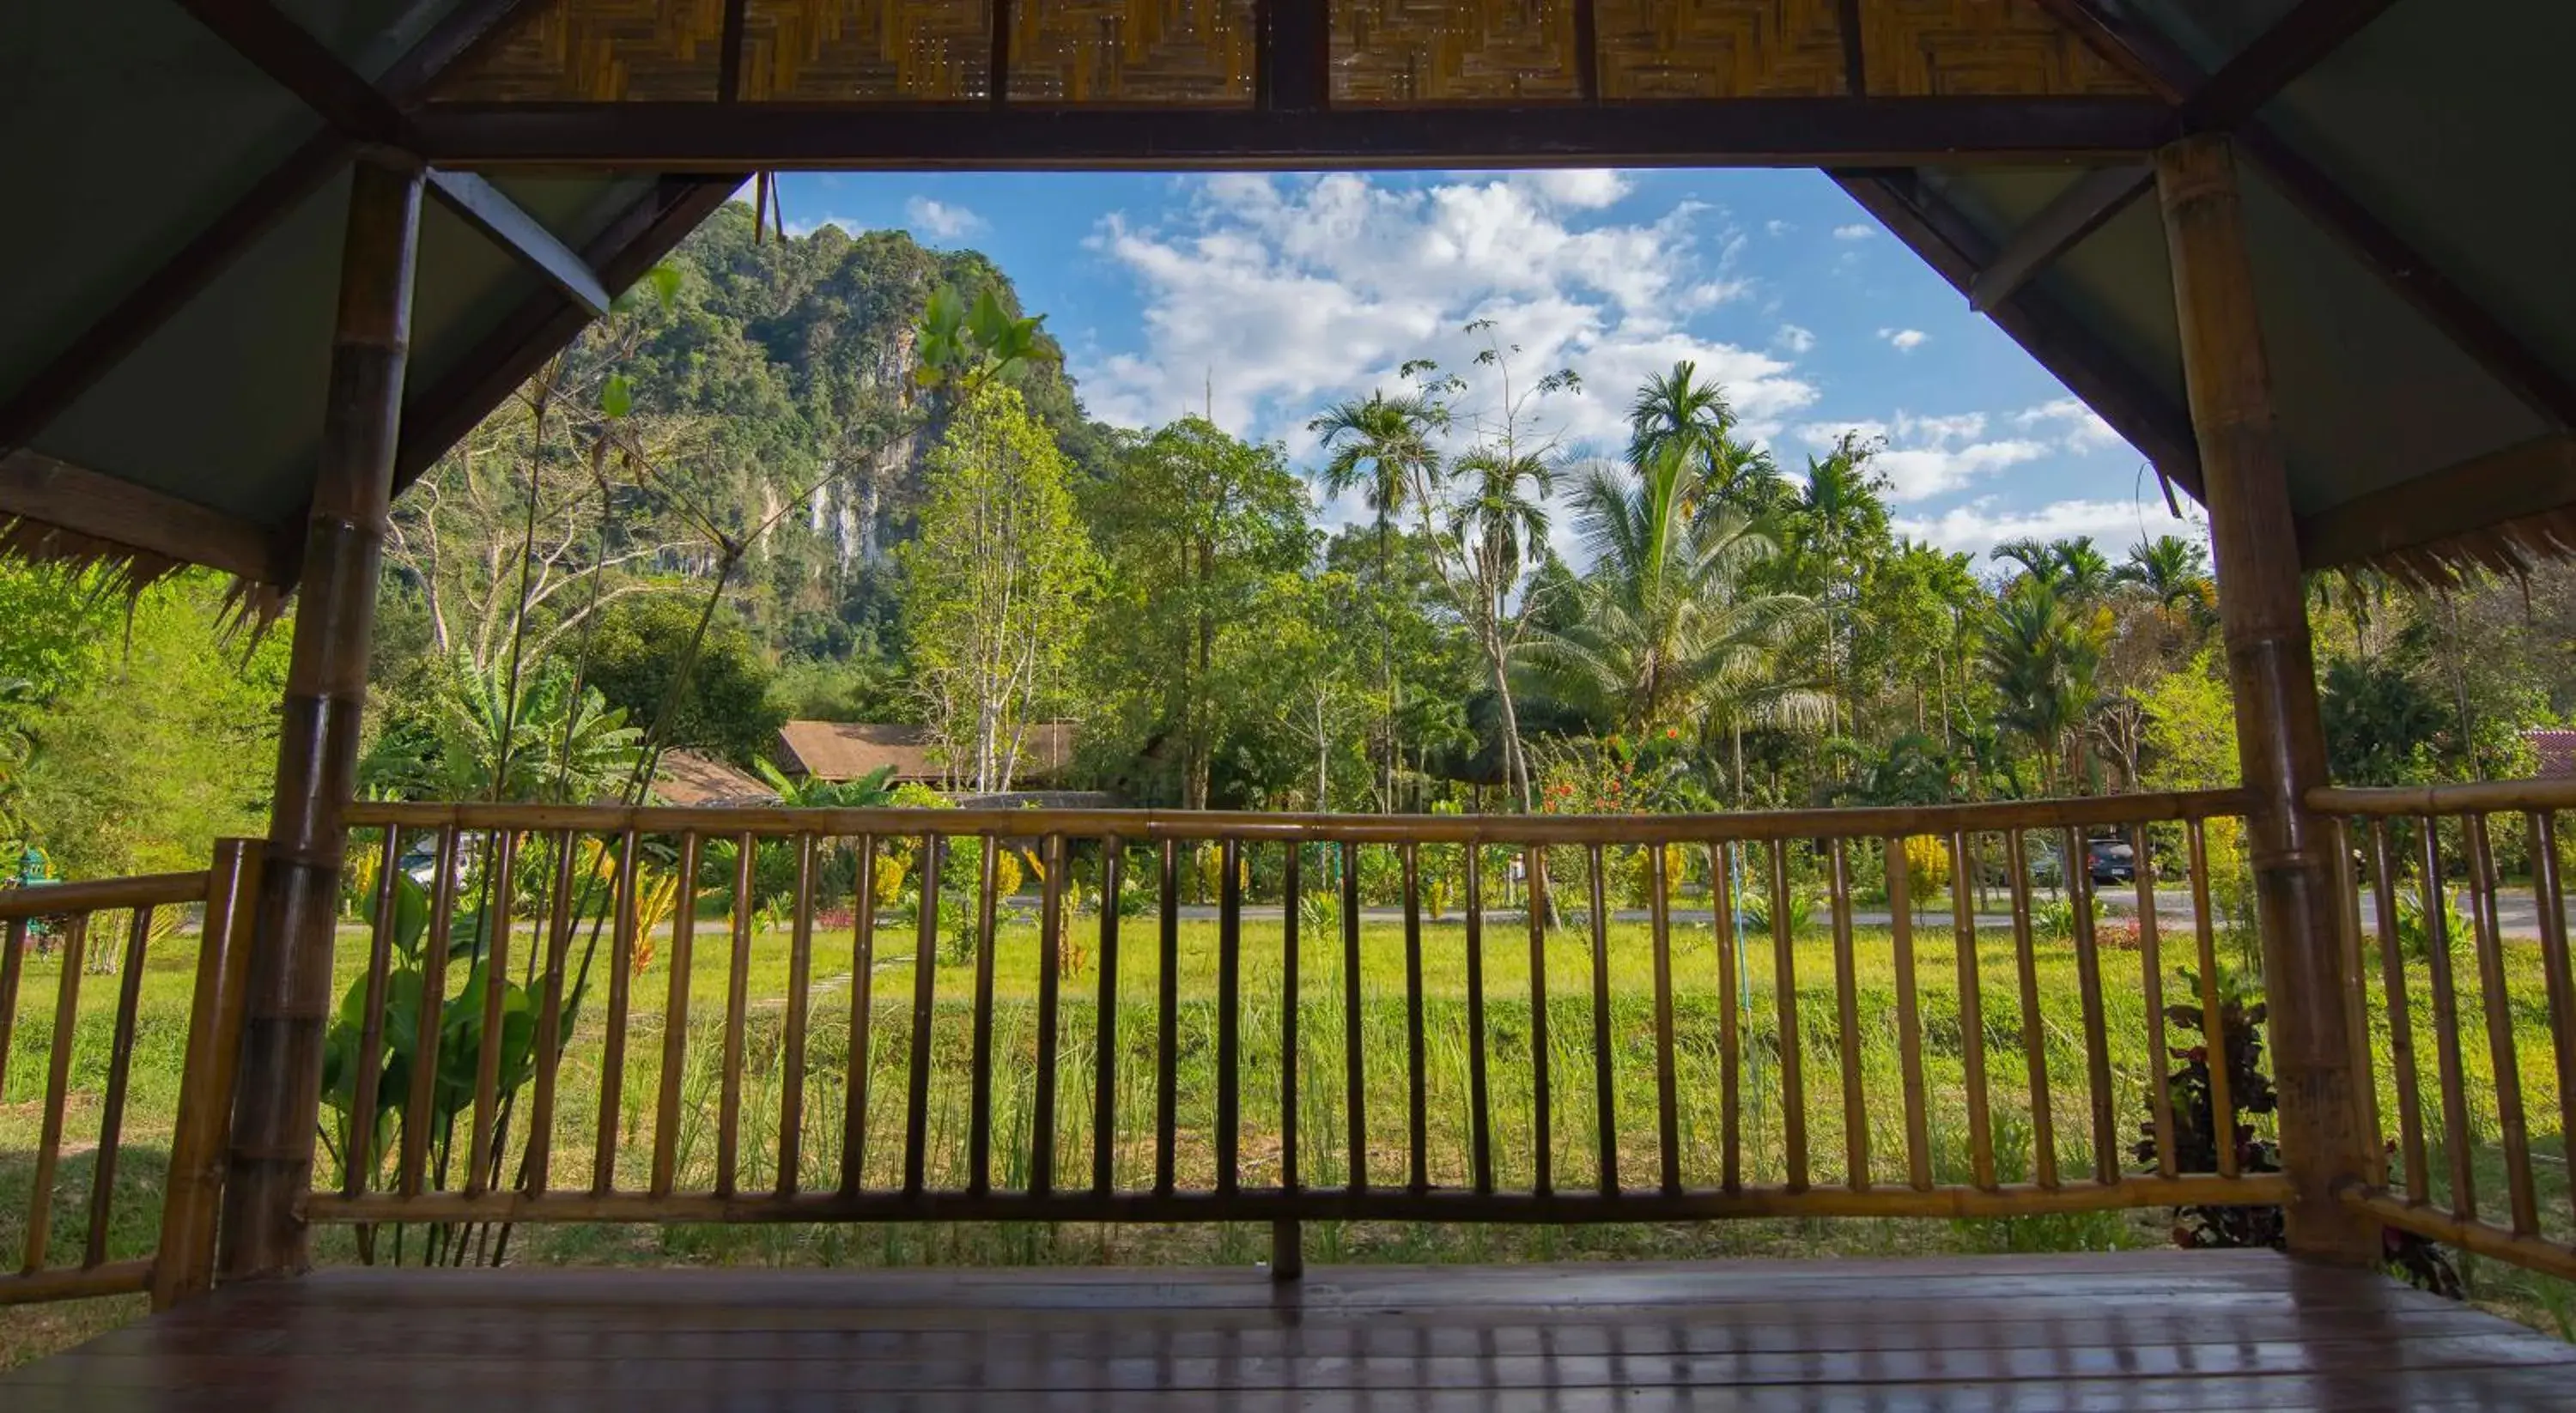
xmin=1009 ymin=0 xmax=1257 ymax=104
xmin=1595 ymin=1 xmax=1847 ymax=100
xmin=1330 ymin=0 xmax=1581 ymax=103
xmin=436 ymin=0 xmax=2148 ymax=102
xmin=1860 ymin=0 xmax=2149 ymax=96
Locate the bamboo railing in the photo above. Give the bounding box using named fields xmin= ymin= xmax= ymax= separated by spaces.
xmin=305 ymin=792 xmax=2290 ymax=1250
xmin=0 ymin=840 xmax=260 ymax=1308
xmin=2313 ymin=777 xmax=2576 ymax=1281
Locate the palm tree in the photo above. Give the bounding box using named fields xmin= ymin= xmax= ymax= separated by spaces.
xmin=1979 ymin=579 xmax=2105 ymax=793
xmin=1447 ymin=448 xmax=1552 ymax=808
xmin=1522 ymin=447 xmax=1829 ymax=804
xmin=2050 ymin=537 xmax=2115 ymax=603
xmin=2119 ymin=534 xmax=2215 ymax=614
xmin=1626 ymin=360 xmax=1783 ymax=519
xmin=1794 ymin=436 xmax=1887 ymax=738
xmin=1310 ymin=391 xmax=1445 ymax=810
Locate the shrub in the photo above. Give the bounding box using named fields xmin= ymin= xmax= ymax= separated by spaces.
xmin=2392 ymin=884 xmax=2470 ymax=962
xmin=1619 ymin=845 xmax=1688 ymax=911
xmin=1899 ymin=834 xmax=1949 ymax=901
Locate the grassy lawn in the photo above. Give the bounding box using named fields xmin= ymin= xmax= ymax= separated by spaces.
xmin=7 ymin=889 xmax=2573 ymax=1364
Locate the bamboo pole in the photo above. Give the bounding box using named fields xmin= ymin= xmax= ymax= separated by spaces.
xmin=221 ymin=151 xmax=422 ymax=1278
xmin=2158 ymin=131 xmax=2380 ymax=1264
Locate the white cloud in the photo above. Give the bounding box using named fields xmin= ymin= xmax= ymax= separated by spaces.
xmin=1076 ymin=173 xmax=1814 ymax=481
xmin=1512 ymin=169 xmax=1630 ymax=209
xmin=1895 ymin=497 xmax=2207 ymax=559
xmin=1765 ymin=219 xmax=1795 ymax=238
xmin=2014 ymin=397 xmax=2126 ymax=454
xmin=1775 ymin=324 xmax=1816 ymax=354
xmin=1833 ymin=223 xmax=1875 ymax=241
xmin=1796 ymin=410 xmax=2050 ymax=503
xmin=905 ymin=197 xmax=987 ymax=240
xmin=1879 ymin=328 xmax=1929 ymax=353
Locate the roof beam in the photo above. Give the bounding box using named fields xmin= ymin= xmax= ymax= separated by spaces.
xmin=2185 ymin=1 xmax=2404 ymax=129
xmin=426 ymin=170 xmax=612 ymax=317
xmin=410 ymin=97 xmax=2178 ymax=170
xmin=1835 ymin=169 xmax=2204 ymax=498
xmin=2297 ymin=433 xmax=2576 ymax=570
xmin=2037 ymin=0 xmax=2576 ymax=432
xmin=0 ymin=451 xmax=289 ymax=584
xmin=169 ymin=0 xmax=412 ymax=145
xmin=1966 ymin=165 xmax=2151 ymax=313
xmin=0 ymin=0 xmax=536 ymax=460
xmin=393 ymin=177 xmax=744 ymax=497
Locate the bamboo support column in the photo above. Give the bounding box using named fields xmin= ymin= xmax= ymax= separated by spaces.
xmin=2155 ymin=134 xmax=2379 ymax=1264
xmin=220 ymin=152 xmax=423 ymax=1279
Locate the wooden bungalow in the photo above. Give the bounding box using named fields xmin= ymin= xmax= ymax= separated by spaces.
xmin=775 ymin=720 xmax=1078 ymax=789
xmin=6 ymin=1 xmax=2576 ymax=1407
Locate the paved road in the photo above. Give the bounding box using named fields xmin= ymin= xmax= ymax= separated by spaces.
xmin=1173 ymin=890 xmax=2574 ymax=939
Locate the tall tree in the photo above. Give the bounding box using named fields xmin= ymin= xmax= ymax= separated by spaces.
xmin=902 ymin=382 xmax=1097 ymax=793
xmin=1309 ymin=390 xmax=1445 ymax=809
xmin=1082 ymin=417 xmax=1314 ymax=808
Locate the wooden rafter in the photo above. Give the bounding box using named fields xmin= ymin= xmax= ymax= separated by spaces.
xmin=1836 ymin=169 xmax=2203 ymax=499
xmin=1966 ymin=165 xmax=2150 ymax=314
xmin=391 ymin=177 xmax=744 ymax=500
xmin=2184 ymin=0 xmax=2405 ymax=129
xmin=410 ymin=98 xmax=2178 ymax=170
xmin=169 ymin=0 xmax=411 ymax=144
xmin=1260 ymin=0 xmax=1330 ymax=112
xmin=2037 ymin=0 xmax=2576 ymax=432
xmin=0 ymin=451 xmax=289 ymax=585
xmin=0 ymin=0 xmax=537 ymax=461
xmin=425 ymin=170 xmax=613 ymax=317
xmin=2297 ymin=433 xmax=2576 ymax=572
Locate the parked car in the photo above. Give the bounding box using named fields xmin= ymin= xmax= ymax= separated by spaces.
xmin=2086 ymin=837 xmax=2136 ymax=885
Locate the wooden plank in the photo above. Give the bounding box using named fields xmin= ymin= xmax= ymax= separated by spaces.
xmin=1965 ymin=166 xmax=2151 ymax=313
xmin=424 ymin=170 xmax=614 ymax=317
xmin=0 ymin=452 xmax=286 ymax=585
xmin=411 ymin=98 xmax=2178 ymax=170
xmin=2296 ymin=434 xmax=2576 ymax=572
xmin=2184 ymin=0 xmax=2403 ymax=129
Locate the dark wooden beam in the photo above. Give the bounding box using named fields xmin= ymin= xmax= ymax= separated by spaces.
xmin=0 ymin=137 xmax=344 ymax=457
xmin=1966 ymin=165 xmax=2150 ymax=313
xmin=0 ymin=0 xmax=535 ymax=459
xmin=1837 ymin=0 xmax=1867 ymax=97
xmin=718 ymin=0 xmax=748 ymax=103
xmin=2184 ymin=0 xmax=2403 ymax=129
xmin=2037 ymin=0 xmax=2576 ymax=431
xmin=169 ymin=0 xmax=412 ymax=144
xmin=2027 ymin=0 xmax=2191 ymax=101
xmin=1261 ymin=0 xmax=1330 ymax=112
xmin=392 ymin=177 xmax=744 ymax=497
xmin=2297 ymin=433 xmax=2576 ymax=569
xmin=0 ymin=451 xmax=289 ymax=584
xmin=1834 ymin=169 xmax=2204 ymax=499
xmin=410 ymin=97 xmax=2179 ymax=170
xmin=425 ymin=169 xmax=613 ymax=316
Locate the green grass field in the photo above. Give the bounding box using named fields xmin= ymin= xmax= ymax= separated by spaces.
xmin=7 ymin=890 xmax=2574 ymax=1365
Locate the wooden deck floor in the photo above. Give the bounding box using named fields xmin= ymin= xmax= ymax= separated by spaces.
xmin=3 ymin=1251 xmax=2569 ymax=1410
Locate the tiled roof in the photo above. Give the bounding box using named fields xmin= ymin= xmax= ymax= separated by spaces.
xmin=775 ymin=721 xmax=1074 ymax=785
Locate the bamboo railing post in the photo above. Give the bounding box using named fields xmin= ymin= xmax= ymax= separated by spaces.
xmin=1032 ymin=834 xmax=1065 ymax=1197
xmin=222 ymin=152 xmax=422 ymax=1279
xmin=1216 ymin=838 xmax=1242 ymax=1197
xmin=1274 ymin=840 xmax=1302 ymax=1280
xmin=1527 ymin=846 xmax=1552 ymax=1197
xmin=777 ymin=834 xmax=818 ymax=1196
xmin=842 ymin=834 xmax=879 ymax=1196
xmin=2531 ymin=812 xmax=2576 ymax=1228
xmin=155 ymin=840 xmax=263 ymax=1309
xmin=1091 ymin=838 xmax=1121 ymax=1197
xmin=2158 ymin=131 xmax=2380 ymax=1264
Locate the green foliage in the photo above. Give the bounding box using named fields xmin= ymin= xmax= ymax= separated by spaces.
xmin=370 ymin=658 xmax=643 ymax=804
xmin=10 ymin=572 xmax=289 ymax=877
xmin=902 ymin=382 xmax=1097 ymax=793
xmin=583 ymin=595 xmax=783 ymax=767
xmin=2321 ymin=654 xmax=2452 ymax=787
xmin=1980 ymin=579 xmax=2106 ymax=791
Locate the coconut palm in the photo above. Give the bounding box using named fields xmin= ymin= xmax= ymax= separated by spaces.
xmin=1626 ymin=359 xmax=1784 ymax=519
xmin=1309 ymin=391 xmax=1445 ymax=810
xmin=1522 ymin=447 xmax=1829 ymax=803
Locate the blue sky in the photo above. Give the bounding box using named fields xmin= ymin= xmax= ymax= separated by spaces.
xmin=751 ymin=169 xmax=2202 ymax=565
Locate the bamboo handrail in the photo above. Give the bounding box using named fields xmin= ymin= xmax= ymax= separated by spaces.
xmin=2308 ymin=777 xmax=2576 ymax=816
xmin=0 ymin=870 xmax=210 ymax=920
xmin=347 ymin=790 xmax=2251 ymax=841
xmin=286 ymin=793 xmax=2348 ymax=1262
